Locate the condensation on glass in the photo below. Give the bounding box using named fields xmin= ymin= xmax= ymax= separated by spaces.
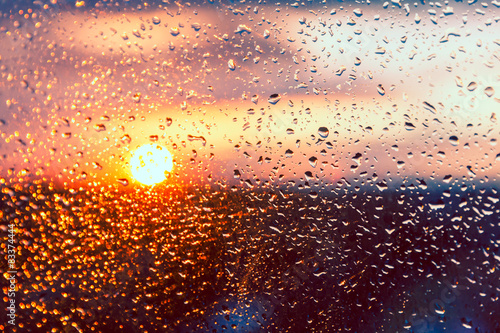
xmin=0 ymin=0 xmax=498 ymax=332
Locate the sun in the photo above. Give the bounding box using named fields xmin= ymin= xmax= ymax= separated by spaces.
xmin=130 ymin=144 xmax=173 ymax=186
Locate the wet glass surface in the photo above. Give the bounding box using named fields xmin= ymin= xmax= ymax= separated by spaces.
xmin=0 ymin=0 xmax=499 ymax=332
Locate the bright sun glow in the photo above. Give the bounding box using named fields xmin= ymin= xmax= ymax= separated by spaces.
xmin=130 ymin=144 xmax=173 ymax=186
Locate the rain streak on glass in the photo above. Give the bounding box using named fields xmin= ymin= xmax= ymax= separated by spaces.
xmin=0 ymin=0 xmax=498 ymax=333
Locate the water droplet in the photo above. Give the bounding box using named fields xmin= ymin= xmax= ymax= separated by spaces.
xmin=117 ymin=178 xmax=129 ymax=186
xmin=423 ymin=101 xmax=436 ymax=114
xmin=187 ymin=135 xmax=206 ymax=146
xmin=191 ymin=23 xmax=201 ymax=31
xmin=235 ymin=24 xmax=252 ymax=34
xmin=449 ymin=135 xmax=459 ymax=146
xmin=92 ymin=162 xmax=103 ymax=170
xmin=353 ymin=8 xmax=363 ymax=17
xmin=286 ymin=128 xmax=295 ymax=135
xmin=120 ymin=134 xmax=131 ymax=144
xmin=467 ymin=81 xmax=477 ymax=92
xmin=318 ymin=127 xmax=329 ymax=138
xmin=491 ymin=113 xmax=497 ymax=123
xmin=149 ymin=135 xmax=158 ymax=142
xmin=263 ymin=29 xmax=270 ymax=38
xmin=377 ymin=84 xmax=385 ymax=96
xmin=133 ymin=93 xmax=141 ymax=103
xmin=308 ymin=156 xmax=318 ymax=168
xmin=484 ymin=86 xmax=494 ymax=97
xmin=62 ymin=132 xmax=71 ymax=139
xmin=228 ymin=59 xmax=236 ymax=70
xmin=93 ymin=124 xmax=106 ymax=132
xmin=170 ymin=27 xmax=180 ymax=36
xmin=166 ymin=118 xmax=173 ymax=126
xmin=251 ymin=95 xmax=259 ymax=104
xmin=404 ymin=122 xmax=416 ymax=131
xmin=152 ymin=16 xmax=161 ymax=25
xmin=268 ymin=93 xmax=281 ymax=104
xmin=233 ymin=170 xmax=241 ymax=179
xmin=285 ymin=149 xmax=294 ymax=158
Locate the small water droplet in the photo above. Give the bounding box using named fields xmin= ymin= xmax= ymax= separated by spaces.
xmin=449 ymin=135 xmax=459 ymax=146
xmin=93 ymin=124 xmax=106 ymax=132
xmin=404 ymin=122 xmax=416 ymax=131
xmin=353 ymin=8 xmax=363 ymax=16
xmin=132 ymin=93 xmax=141 ymax=103
xmin=318 ymin=127 xmax=329 ymax=138
xmin=187 ymin=135 xmax=206 ymax=146
xmin=285 ymin=149 xmax=294 ymax=158
xmin=286 ymin=128 xmax=295 ymax=135
xmin=377 ymin=84 xmax=385 ymax=96
xmin=423 ymin=101 xmax=436 ymax=114
xmin=228 ymin=59 xmax=236 ymax=70
xmin=467 ymin=81 xmax=477 ymax=91
xmin=235 ymin=24 xmax=252 ymax=34
xmin=251 ymin=95 xmax=259 ymax=104
xmin=170 ymin=27 xmax=180 ymax=36
xmin=117 ymin=178 xmax=129 ymax=186
xmin=152 ymin=16 xmax=161 ymax=25
xmin=484 ymin=86 xmax=494 ymax=97
xmin=92 ymin=162 xmax=103 ymax=170
xmin=191 ymin=23 xmax=201 ymax=31
xmin=120 ymin=134 xmax=131 ymax=144
xmin=308 ymin=156 xmax=318 ymax=168
xmin=268 ymin=93 xmax=281 ymax=104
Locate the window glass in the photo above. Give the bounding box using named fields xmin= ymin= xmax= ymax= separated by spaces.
xmin=0 ymin=0 xmax=498 ymax=332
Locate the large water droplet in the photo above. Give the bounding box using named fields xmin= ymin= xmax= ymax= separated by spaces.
xmin=318 ymin=127 xmax=329 ymax=138
xmin=268 ymin=93 xmax=281 ymax=104
xmin=449 ymin=135 xmax=459 ymax=146
xmin=228 ymin=59 xmax=236 ymax=70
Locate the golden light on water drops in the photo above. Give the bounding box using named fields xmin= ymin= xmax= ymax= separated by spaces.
xmin=130 ymin=144 xmax=173 ymax=186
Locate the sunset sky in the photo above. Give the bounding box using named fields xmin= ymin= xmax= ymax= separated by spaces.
xmin=0 ymin=1 xmax=498 ymax=189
